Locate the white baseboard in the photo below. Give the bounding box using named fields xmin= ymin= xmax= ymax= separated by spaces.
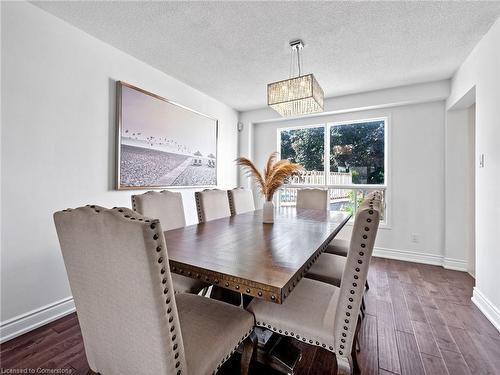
xmin=373 ymin=246 xmax=443 ymax=266
xmin=471 ymin=287 xmax=500 ymax=332
xmin=442 ymin=257 xmax=469 ymax=272
xmin=373 ymin=247 xmax=468 ymax=271
xmin=0 ymin=297 xmax=75 ymax=343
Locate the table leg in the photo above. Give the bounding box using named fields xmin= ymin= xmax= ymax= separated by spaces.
xmin=253 ymin=328 xmax=302 ymax=374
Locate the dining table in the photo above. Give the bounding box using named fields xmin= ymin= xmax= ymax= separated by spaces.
xmin=164 ymin=207 xmax=351 ymax=304
xmin=164 ymin=207 xmax=351 ymax=374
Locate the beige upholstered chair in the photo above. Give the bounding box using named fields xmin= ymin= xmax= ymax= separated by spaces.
xmin=131 ymin=191 xmax=208 ymax=295
xmin=54 ymin=206 xmax=255 ymax=375
xmin=195 ymin=189 xmax=231 ymax=223
xmin=325 ymin=191 xmax=383 ymax=257
xmin=296 ymin=188 xmax=329 ymax=210
xmin=132 ymin=190 xmax=186 ymax=230
xmin=305 ymin=253 xmax=347 ymax=287
xmin=228 ymin=188 xmax=255 ymax=215
xmin=247 ymin=204 xmax=380 ymax=374
xmin=308 ymin=193 xmax=382 ymax=291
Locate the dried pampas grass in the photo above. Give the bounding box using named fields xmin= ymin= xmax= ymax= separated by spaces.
xmin=236 ymin=152 xmax=302 ymax=201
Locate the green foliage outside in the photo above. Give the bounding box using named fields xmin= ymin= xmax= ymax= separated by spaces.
xmin=330 ymin=121 xmax=384 ymax=184
xmin=280 ymin=127 xmax=324 ymax=171
xmin=342 ymin=190 xmax=366 ymax=215
xmin=280 ymin=120 xmax=385 ymax=185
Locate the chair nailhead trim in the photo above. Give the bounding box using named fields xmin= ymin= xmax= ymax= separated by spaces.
xmin=195 ymin=192 xmax=205 ymax=223
xmin=333 ymin=199 xmax=380 ymax=360
xmin=255 ymin=322 xmax=335 ymax=353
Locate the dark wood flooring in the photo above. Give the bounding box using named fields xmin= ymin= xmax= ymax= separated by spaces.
xmin=1 ymin=258 xmax=499 ymax=374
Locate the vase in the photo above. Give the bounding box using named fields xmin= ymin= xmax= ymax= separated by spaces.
xmin=263 ymin=200 xmax=274 ymax=224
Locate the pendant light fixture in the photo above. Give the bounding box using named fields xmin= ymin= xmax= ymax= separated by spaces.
xmin=267 ymin=40 xmax=324 ymax=117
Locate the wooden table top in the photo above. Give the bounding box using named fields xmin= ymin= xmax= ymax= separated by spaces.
xmin=164 ymin=208 xmax=351 ymax=303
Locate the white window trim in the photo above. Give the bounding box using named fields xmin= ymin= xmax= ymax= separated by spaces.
xmin=276 ymin=115 xmax=392 ymax=229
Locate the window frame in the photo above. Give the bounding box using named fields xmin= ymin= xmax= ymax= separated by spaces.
xmin=276 ymin=115 xmax=391 ymax=228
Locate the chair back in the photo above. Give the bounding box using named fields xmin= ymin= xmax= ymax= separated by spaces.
xmin=195 ymin=189 xmax=231 ymax=222
xmin=228 ymin=188 xmax=255 ymax=215
xmin=296 ymin=188 xmax=329 ymax=210
xmin=132 ymin=190 xmax=186 ymax=231
xmin=333 ymin=195 xmax=381 ymax=369
xmin=54 ymin=206 xmax=186 ymax=375
xmin=359 ymin=191 xmax=384 ymax=217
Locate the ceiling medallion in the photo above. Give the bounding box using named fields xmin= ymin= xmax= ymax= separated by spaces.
xmin=267 ymin=40 xmax=324 ymax=117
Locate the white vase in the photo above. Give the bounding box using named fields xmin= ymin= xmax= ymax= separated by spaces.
xmin=263 ymin=200 xmax=274 ymax=224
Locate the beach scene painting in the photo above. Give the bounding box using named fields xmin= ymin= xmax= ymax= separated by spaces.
xmin=117 ymin=82 xmax=217 ymax=189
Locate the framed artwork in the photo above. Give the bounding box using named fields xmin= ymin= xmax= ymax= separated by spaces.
xmin=116 ymin=81 xmax=218 ymax=189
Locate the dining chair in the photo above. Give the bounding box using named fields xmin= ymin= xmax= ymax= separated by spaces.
xmin=247 ymin=204 xmax=381 ymax=374
xmin=195 ymin=189 xmax=231 ymax=223
xmin=54 ymin=205 xmax=256 ymax=375
xmin=131 ymin=190 xmax=208 ymax=295
xmin=227 ymin=188 xmax=255 ymax=215
xmin=325 ymin=191 xmax=383 ymax=258
xmin=309 ymin=193 xmax=382 ymax=293
xmin=296 ymin=188 xmax=329 ymax=210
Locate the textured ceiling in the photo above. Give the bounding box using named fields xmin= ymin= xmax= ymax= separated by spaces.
xmin=33 ymin=1 xmax=500 ymax=111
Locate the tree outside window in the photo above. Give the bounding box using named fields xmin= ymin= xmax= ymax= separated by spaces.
xmin=330 ymin=120 xmax=385 ymax=185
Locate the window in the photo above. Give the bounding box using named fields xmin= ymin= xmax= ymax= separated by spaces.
xmin=277 ymin=118 xmax=388 ymax=222
xmin=280 ymin=125 xmax=325 ymax=184
xmin=330 ymin=120 xmax=385 ymax=185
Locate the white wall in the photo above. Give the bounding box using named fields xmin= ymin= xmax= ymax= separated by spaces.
xmin=447 ymin=18 xmax=500 ymax=330
xmin=0 ymin=2 xmax=238 ymax=341
xmin=444 ymin=106 xmax=476 ymax=275
xmin=243 ymin=100 xmax=448 ymax=266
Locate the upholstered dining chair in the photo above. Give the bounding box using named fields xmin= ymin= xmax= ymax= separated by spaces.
xmin=227 ymin=188 xmax=255 ymax=215
xmin=296 ymin=188 xmax=329 ymax=210
xmin=54 ymin=206 xmax=256 ymax=375
xmin=195 ymin=189 xmax=231 ymax=223
xmin=325 ymin=191 xmax=383 ymax=258
xmin=247 ymin=204 xmax=381 ymax=375
xmin=308 ymin=192 xmax=382 ymax=292
xmin=131 ymin=190 xmax=208 ymax=295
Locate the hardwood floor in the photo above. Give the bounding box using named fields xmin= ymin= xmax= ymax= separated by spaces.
xmin=1 ymin=258 xmax=499 ymax=374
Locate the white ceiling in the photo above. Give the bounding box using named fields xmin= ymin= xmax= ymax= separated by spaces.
xmin=33 ymin=1 xmax=500 ymax=112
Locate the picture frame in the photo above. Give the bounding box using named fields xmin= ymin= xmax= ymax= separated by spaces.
xmin=116 ymin=81 xmax=218 ymax=189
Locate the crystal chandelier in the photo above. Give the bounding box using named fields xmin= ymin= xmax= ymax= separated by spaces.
xmin=268 ymin=40 xmax=324 ymax=117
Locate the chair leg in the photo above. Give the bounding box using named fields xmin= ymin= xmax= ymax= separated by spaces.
xmin=240 ymin=331 xmax=257 ymax=375
xmin=351 ymin=316 xmax=362 ymax=375
xmin=360 ymin=296 xmax=366 ymax=320
xmin=351 ymin=346 xmax=361 ymax=375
